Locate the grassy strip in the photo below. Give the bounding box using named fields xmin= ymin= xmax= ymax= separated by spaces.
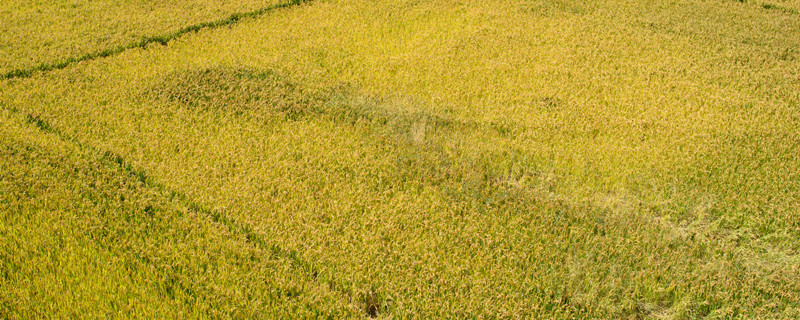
xmin=0 ymin=0 xmax=310 ymax=80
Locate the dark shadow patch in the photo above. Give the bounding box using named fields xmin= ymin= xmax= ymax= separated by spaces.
xmin=490 ymin=120 xmax=515 ymax=137
xmin=149 ymin=66 xmax=527 ymax=150
xmin=318 ymin=94 xmax=493 ymax=147
xmin=640 ymin=21 xmax=693 ymax=38
xmin=541 ymin=96 xmax=563 ymax=111
xmin=361 ymin=289 xmax=387 ymax=318
xmin=25 ymin=114 xmax=54 ymax=133
xmin=521 ymin=0 xmax=599 ymax=16
xmin=777 ymin=47 xmax=797 ymax=61
xmin=761 ymin=2 xmax=798 ymax=14
xmin=147 ymin=67 xmax=326 ymax=120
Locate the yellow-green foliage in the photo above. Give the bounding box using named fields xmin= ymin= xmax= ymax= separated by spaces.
xmin=0 ymin=0 xmax=286 ymax=74
xmin=0 ymin=109 xmax=357 ymax=318
xmin=1 ymin=0 xmax=799 ymax=318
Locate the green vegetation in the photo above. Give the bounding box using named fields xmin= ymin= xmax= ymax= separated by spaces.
xmin=1 ymin=0 xmax=799 ymax=318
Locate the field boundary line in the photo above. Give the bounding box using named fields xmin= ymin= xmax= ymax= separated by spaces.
xmin=0 ymin=0 xmax=311 ymax=80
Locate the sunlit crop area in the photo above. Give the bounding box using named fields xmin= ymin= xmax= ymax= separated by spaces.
xmin=0 ymin=0 xmax=288 ymax=76
xmin=1 ymin=0 xmax=799 ymax=318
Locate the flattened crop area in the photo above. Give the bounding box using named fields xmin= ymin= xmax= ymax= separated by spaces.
xmin=2 ymin=0 xmax=799 ymax=318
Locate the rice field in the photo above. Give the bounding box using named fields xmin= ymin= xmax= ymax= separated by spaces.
xmin=1 ymin=0 xmax=799 ymax=318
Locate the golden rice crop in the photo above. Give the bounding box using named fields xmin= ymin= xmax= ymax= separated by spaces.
xmin=1 ymin=0 xmax=799 ymax=318
xmin=0 ymin=107 xmax=358 ymax=318
xmin=0 ymin=0 xmax=292 ymax=75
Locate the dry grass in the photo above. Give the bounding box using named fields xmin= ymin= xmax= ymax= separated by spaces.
xmin=1 ymin=0 xmax=799 ymax=318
